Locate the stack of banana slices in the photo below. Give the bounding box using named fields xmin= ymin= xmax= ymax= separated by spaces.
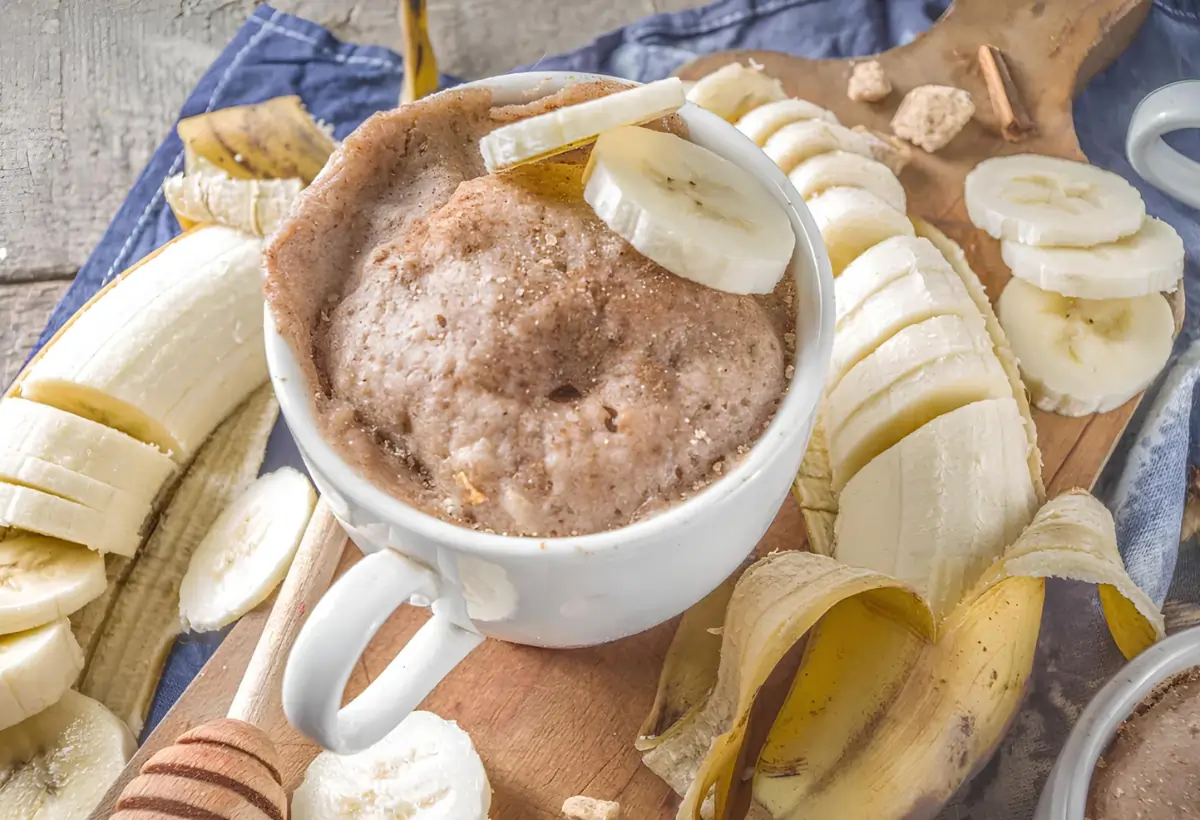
xmin=0 ymin=224 xmax=271 ymax=816
xmin=966 ymin=154 xmax=1183 ymax=416
xmin=636 ymin=63 xmax=1171 ymax=820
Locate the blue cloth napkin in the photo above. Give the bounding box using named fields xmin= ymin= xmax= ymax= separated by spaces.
xmin=31 ymin=1 xmax=1200 ymax=816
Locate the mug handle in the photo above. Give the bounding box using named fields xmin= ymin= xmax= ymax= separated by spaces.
xmin=1126 ymin=80 xmax=1200 ymax=210
xmin=282 ymin=548 xmax=484 ymax=753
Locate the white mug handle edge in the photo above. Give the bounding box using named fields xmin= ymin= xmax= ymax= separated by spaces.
xmin=1127 ymin=80 xmax=1200 ymax=210
xmin=282 ymin=548 xmax=483 ymax=753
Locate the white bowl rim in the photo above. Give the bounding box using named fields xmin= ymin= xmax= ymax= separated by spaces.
xmin=264 ymin=69 xmax=835 ymax=560
xmin=1036 ymin=624 xmax=1200 ymax=819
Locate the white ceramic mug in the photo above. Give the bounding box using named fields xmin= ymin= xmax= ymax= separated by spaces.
xmin=272 ymin=70 xmax=835 ymax=755
xmin=1127 ymin=80 xmax=1200 ymax=209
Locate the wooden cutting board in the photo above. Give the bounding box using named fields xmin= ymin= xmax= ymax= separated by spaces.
xmin=91 ymin=1 xmax=1163 ymax=817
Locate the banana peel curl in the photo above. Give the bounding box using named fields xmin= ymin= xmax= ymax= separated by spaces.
xmin=168 ymin=96 xmax=335 ymax=233
xmin=640 ymin=490 xmax=1164 ymax=820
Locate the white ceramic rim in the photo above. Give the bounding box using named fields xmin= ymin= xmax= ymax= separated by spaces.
xmin=264 ymin=69 xmax=835 ymax=560
xmin=1036 ymin=625 xmax=1200 ymax=819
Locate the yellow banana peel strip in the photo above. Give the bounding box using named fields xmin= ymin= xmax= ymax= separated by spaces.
xmin=176 ymin=96 xmax=335 ymax=186
xmin=642 ymin=491 xmax=1163 ymax=820
xmin=642 ymin=553 xmax=936 ymax=819
xmin=792 ymin=413 xmax=835 ymax=557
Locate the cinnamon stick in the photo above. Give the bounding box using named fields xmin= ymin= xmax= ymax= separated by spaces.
xmin=978 ymin=45 xmax=1035 ymax=141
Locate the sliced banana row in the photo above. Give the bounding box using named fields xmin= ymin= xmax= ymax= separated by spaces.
xmin=686 ymin=64 xmax=1039 ymax=617
xmin=966 ymin=154 xmax=1182 ymax=416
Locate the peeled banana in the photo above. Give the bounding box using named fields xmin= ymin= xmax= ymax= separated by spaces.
xmin=18 ymin=226 xmax=267 ymax=460
xmin=662 ymin=67 xmax=1164 ymax=820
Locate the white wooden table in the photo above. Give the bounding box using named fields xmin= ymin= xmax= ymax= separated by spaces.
xmin=0 ymin=0 xmax=701 ymax=384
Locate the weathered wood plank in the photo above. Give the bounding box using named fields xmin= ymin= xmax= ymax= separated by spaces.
xmin=0 ymin=279 xmax=71 ymax=386
xmin=0 ymin=0 xmax=704 ymax=286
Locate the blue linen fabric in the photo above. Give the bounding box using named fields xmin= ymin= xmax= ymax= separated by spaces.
xmin=27 ymin=1 xmax=1200 ymax=816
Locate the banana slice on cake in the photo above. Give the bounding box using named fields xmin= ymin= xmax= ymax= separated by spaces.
xmin=1001 ymin=216 xmax=1184 ymax=299
xmin=292 ymin=710 xmax=491 ymax=820
xmin=763 ymin=119 xmax=874 ymax=174
xmin=480 ymin=77 xmax=686 ymax=172
xmin=965 ymin=154 xmax=1145 ymax=247
xmin=789 ymin=150 xmax=906 ymax=213
xmin=0 ymin=535 xmax=106 ymax=635
xmin=997 ymin=277 xmax=1173 ymax=416
xmin=0 ymin=690 xmax=135 ymax=819
xmin=684 ymin=62 xmax=786 ymax=122
xmin=807 ymin=187 xmax=914 ymax=275
xmin=735 ymin=98 xmax=839 ymax=145
xmin=828 ymin=315 xmax=1009 ymax=490
xmin=0 ymin=620 xmax=82 ymax=731
xmin=583 ymin=126 xmax=795 ymax=294
xmin=179 ymin=467 xmax=316 ymax=632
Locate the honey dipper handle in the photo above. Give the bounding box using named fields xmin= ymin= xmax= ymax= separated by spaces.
xmin=227 ymin=496 xmax=347 ymax=726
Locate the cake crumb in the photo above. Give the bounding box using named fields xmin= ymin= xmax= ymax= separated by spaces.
xmin=847 ymin=60 xmax=891 ymax=102
xmin=454 ymin=472 xmax=488 ymax=505
xmin=563 ymin=795 xmax=620 ymax=820
xmin=891 ymin=85 xmax=975 ymax=152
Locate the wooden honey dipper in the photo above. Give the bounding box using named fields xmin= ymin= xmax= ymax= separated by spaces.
xmin=109 ymin=497 xmax=347 ymax=820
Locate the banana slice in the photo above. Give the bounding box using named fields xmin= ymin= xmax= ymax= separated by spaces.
xmin=179 ymin=467 xmax=316 ymax=633
xmin=788 ymin=151 xmax=906 ymax=213
xmin=965 ymin=154 xmax=1145 ymax=247
xmin=0 ymin=536 xmax=106 ymax=635
xmin=1001 ymin=216 xmax=1184 ymax=299
xmin=0 ymin=398 xmax=176 ymax=499
xmin=480 ymin=77 xmax=685 ymax=172
xmin=684 ymin=62 xmax=786 ymax=122
xmin=0 ymin=620 xmax=82 ymax=731
xmin=829 ymin=317 xmax=1009 ymax=490
xmin=836 ymin=397 xmax=1038 ymax=619
xmin=831 ymin=265 xmax=978 ymax=389
xmin=19 ymin=226 xmax=267 ymax=461
xmin=292 ymin=710 xmax=491 ymax=820
xmin=0 ymin=484 xmax=145 ymax=557
xmin=735 ymin=98 xmax=838 ymax=145
xmin=583 ymin=125 xmax=796 ymax=294
xmin=0 ymin=451 xmax=151 ymax=521
xmin=997 ymin=277 xmax=1174 ymax=416
xmin=835 ymin=235 xmax=955 ymax=324
xmin=807 ymin=187 xmax=914 ymax=275
xmin=0 ymin=690 xmax=135 ymax=819
xmin=763 ymin=120 xmax=874 ymax=174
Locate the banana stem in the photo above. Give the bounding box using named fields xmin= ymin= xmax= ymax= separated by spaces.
xmin=399 ymin=0 xmax=439 ymax=104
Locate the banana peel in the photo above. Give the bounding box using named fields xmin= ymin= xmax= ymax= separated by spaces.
xmin=641 ymin=488 xmax=1163 ymax=820
xmin=176 ymin=96 xmax=335 ymax=187
xmin=164 ymin=160 xmax=302 ymax=237
xmin=77 ymin=385 xmax=278 ymax=735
